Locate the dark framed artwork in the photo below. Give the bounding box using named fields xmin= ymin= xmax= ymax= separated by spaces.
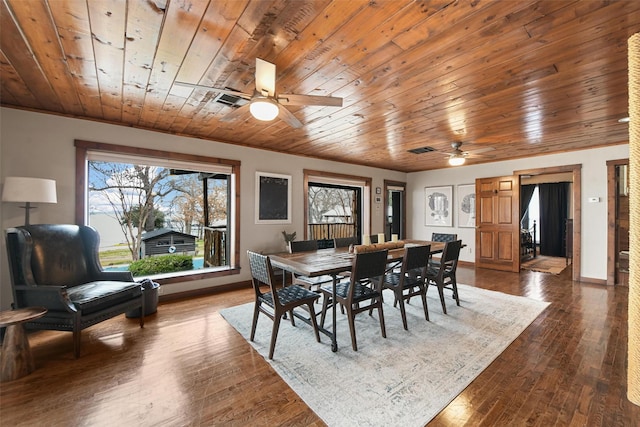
xmin=425 ymin=185 xmax=453 ymax=227
xmin=255 ymin=172 xmax=292 ymax=224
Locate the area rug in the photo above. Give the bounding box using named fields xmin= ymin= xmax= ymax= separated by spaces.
xmin=521 ymin=255 xmax=570 ymax=274
xmin=220 ymin=284 xmax=549 ymax=426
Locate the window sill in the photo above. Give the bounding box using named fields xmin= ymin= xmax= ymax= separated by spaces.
xmin=139 ymin=266 xmax=241 ymax=285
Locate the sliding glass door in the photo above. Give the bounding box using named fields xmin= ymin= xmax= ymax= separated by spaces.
xmin=307 ymin=182 xmax=361 ymax=242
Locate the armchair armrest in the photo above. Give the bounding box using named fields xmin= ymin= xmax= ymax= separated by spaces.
xmin=13 ymin=285 xmax=77 ymax=313
xmin=94 ymin=270 xmax=135 ymax=282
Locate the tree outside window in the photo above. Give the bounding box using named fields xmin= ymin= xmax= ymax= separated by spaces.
xmin=88 ymin=161 xmax=230 ymax=270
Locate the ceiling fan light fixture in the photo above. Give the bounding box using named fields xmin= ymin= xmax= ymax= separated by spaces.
xmin=250 ymin=98 xmax=279 ymax=121
xmin=448 ymin=154 xmax=466 ymax=166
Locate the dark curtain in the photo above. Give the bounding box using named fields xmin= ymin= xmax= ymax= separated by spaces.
xmin=520 ymin=184 xmax=537 ymax=228
xmin=539 ymin=182 xmax=570 ymax=256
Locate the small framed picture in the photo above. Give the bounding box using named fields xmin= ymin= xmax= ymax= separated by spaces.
xmin=425 ymin=186 xmax=453 ymax=227
xmin=457 ymin=184 xmax=476 ymax=228
xmin=376 ymin=187 xmax=381 ymax=194
xmin=255 ymin=172 xmax=292 ymax=224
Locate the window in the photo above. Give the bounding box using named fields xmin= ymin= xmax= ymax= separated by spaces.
xmin=75 ymin=140 xmax=240 ymax=283
xmin=303 ymin=169 xmax=371 ymax=243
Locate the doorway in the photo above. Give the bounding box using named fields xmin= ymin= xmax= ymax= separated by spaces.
xmin=303 ymin=169 xmax=372 ymax=243
xmin=384 ymin=180 xmax=406 ymax=241
xmin=515 ymin=164 xmax=582 ymax=282
xmin=521 ymin=175 xmax=573 ymax=258
xmin=606 ymin=159 xmax=630 ymax=285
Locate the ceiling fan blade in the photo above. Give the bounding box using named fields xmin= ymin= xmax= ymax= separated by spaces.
xmin=466 ymin=152 xmax=496 ymax=159
xmin=255 ymin=58 xmax=276 ymax=96
xmin=174 ymin=81 xmax=251 ymax=99
xmin=467 ymin=146 xmax=496 ymax=155
xmin=219 ymin=103 xmax=251 ymax=122
xmin=463 ymin=147 xmax=496 ymax=158
xmin=277 ymin=93 xmax=343 ymax=107
xmin=277 ymin=104 xmax=303 ymax=129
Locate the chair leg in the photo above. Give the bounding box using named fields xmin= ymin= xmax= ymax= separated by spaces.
xmin=73 ymin=315 xmax=81 ymax=358
xmin=289 ymin=309 xmax=296 ymax=327
xmin=268 ymin=314 xmax=282 ymax=359
xmin=420 ymin=287 xmax=430 ymax=321
xmin=451 ymin=278 xmax=460 ymax=306
xmin=436 ymin=284 xmax=447 ymax=314
xmin=346 ymin=307 xmax=358 ymax=351
xmin=250 ymin=303 xmax=260 ymax=341
xmin=73 ymin=329 xmax=81 ymax=359
xmin=139 ymin=292 xmax=145 ymax=328
xmin=397 ymin=290 xmax=408 ymax=330
xmin=378 ymin=301 xmax=386 ymax=339
xmin=307 ymin=303 xmax=321 ymax=343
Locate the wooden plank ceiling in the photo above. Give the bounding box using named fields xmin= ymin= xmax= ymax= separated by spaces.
xmin=1 ymin=0 xmax=637 ymax=172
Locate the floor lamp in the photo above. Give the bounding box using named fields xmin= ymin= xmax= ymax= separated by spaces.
xmin=2 ymin=177 xmax=58 ymax=225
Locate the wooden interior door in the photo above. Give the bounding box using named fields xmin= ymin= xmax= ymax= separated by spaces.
xmin=475 ymin=175 xmax=520 ymax=272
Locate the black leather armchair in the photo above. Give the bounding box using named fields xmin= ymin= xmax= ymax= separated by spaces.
xmin=5 ymin=224 xmax=144 ymax=358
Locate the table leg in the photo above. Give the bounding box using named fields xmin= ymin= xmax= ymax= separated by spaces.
xmin=1 ymin=323 xmax=35 ymax=382
xmin=331 ymin=274 xmax=338 ymax=352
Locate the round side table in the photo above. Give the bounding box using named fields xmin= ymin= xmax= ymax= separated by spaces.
xmin=0 ymin=307 xmax=47 ymax=382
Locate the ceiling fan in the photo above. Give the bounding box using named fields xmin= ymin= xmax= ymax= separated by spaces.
xmin=443 ymin=142 xmax=495 ymax=166
xmin=174 ymin=58 xmax=343 ymax=129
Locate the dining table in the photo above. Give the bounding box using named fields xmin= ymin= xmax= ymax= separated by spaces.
xmin=268 ymin=240 xmax=446 ymax=352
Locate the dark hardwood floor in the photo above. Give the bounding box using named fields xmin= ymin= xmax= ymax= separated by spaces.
xmin=1 ymin=266 xmax=638 ymax=426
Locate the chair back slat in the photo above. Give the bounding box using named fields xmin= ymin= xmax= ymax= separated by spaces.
xmin=289 ymin=239 xmax=318 ymax=253
xmin=334 ymin=236 xmax=358 ymax=248
xmin=431 ymin=233 xmax=458 ymax=243
xmin=439 ymin=240 xmax=462 ymax=275
xmin=317 ymin=238 xmax=334 ymax=249
xmin=403 ymin=245 xmax=431 ymax=273
xmin=351 ymin=250 xmax=388 ymax=283
xmin=247 ymin=251 xmax=279 ymax=305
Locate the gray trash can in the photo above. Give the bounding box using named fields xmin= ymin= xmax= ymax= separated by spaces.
xmin=126 ymin=279 xmax=159 ymax=318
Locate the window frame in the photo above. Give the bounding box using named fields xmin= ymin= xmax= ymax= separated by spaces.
xmin=303 ymin=169 xmax=372 ymax=240
xmin=74 ymin=139 xmax=241 ymax=284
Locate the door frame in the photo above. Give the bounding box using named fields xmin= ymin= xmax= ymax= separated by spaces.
xmin=303 ymin=169 xmax=372 ymax=240
xmin=384 ymin=180 xmax=406 ymax=240
xmin=514 ymin=164 xmax=581 ymax=282
xmin=606 ymin=158 xmax=629 ymax=285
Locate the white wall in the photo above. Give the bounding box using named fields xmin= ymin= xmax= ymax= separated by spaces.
xmin=1 ymin=107 xmax=628 ymax=309
xmin=0 ymin=107 xmax=405 ymax=309
xmin=407 ymin=144 xmax=629 ymax=280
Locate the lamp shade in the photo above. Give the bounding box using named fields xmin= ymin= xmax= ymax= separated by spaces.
xmin=250 ymin=98 xmax=279 ymax=121
xmin=448 ymin=155 xmax=466 ymax=166
xmin=2 ymin=177 xmax=57 ymax=203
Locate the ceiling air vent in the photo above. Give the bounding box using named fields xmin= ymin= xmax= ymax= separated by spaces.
xmin=408 ymin=146 xmax=436 ymax=154
xmin=214 ymin=89 xmax=249 ymax=108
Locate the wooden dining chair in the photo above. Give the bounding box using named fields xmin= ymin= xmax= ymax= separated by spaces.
xmin=333 ymin=236 xmax=358 ymax=248
xmin=247 ymin=251 xmax=321 ymax=359
xmin=289 ymin=239 xmax=335 ymax=292
xmin=382 ymin=245 xmax=431 ymax=330
xmin=319 ymin=249 xmax=388 ymax=351
xmin=289 ymin=239 xmax=318 ymax=252
xmin=425 ymin=240 xmax=462 ymax=314
xmin=429 ymin=233 xmax=458 ymax=266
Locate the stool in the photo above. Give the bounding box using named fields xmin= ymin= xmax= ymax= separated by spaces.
xmin=0 ymin=307 xmax=47 ymax=382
